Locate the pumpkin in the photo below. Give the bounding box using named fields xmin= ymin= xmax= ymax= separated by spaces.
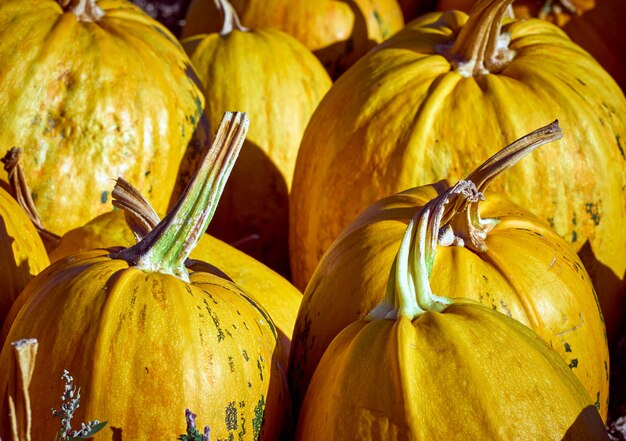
xmin=0 ymin=179 xmax=49 ymax=330
xmin=289 ymin=0 xmax=626 ymax=343
xmin=289 ymin=122 xmax=610 ymax=420
xmin=295 ymin=168 xmax=608 ymax=440
xmin=436 ymin=0 xmax=626 ymax=89
xmin=37 ymin=178 xmax=304 ymax=368
xmin=181 ymin=0 xmax=332 ymax=277
xmin=0 ymin=113 xmax=289 ymax=440
xmin=180 ymin=0 xmax=404 ymax=79
xmin=0 ymin=0 xmax=208 ymax=235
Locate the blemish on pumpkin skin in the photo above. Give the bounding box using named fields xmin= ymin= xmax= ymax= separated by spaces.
xmin=564 ymin=342 xmax=572 ymax=352
xmin=568 ymin=358 xmax=578 ymax=369
xmin=252 ymin=395 xmax=266 ymax=440
xmin=616 ymin=134 xmax=625 ymax=160
xmin=584 ymin=202 xmax=601 ymax=226
xmin=100 ymin=190 xmax=109 ymax=204
xmin=225 ymin=401 xmax=238 ymax=430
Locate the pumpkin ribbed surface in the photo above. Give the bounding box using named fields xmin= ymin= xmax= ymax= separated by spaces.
xmin=296 ymin=304 xmax=607 ymax=440
xmin=0 ymin=250 xmax=287 ymax=440
xmin=0 ymin=0 xmax=206 ymax=235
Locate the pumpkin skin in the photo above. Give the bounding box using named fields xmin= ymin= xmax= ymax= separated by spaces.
xmin=180 ymin=0 xmax=404 ymax=78
xmin=182 ymin=24 xmax=332 ymax=277
xmin=0 ymin=0 xmax=207 ymax=235
xmin=39 ymin=209 xmax=302 ymax=368
xmin=0 ymin=186 xmax=49 ymax=329
xmin=436 ymin=0 xmax=626 ymax=89
xmin=289 ymin=185 xmax=609 ymax=420
xmin=296 ymin=303 xmax=608 ymax=440
xmin=0 ymin=249 xmax=288 ymax=440
xmin=288 ymin=7 xmax=626 ymax=342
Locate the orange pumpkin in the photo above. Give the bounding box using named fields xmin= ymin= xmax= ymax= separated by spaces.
xmin=181 ymin=0 xmax=404 ymax=78
xmin=289 ymin=122 xmax=610 ymax=420
xmin=0 ymin=113 xmax=289 ymax=440
xmin=0 ymin=0 xmax=208 ymax=235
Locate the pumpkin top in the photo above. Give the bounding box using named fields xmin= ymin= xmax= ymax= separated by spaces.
xmin=58 ymin=0 xmax=104 ymax=22
xmin=115 ymin=112 xmax=249 ymax=281
xmin=368 ymin=120 xmax=562 ymax=320
xmin=438 ymin=0 xmax=515 ymax=76
xmin=215 ymin=0 xmax=248 ymax=35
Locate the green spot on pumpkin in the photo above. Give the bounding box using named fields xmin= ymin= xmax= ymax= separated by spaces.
xmin=100 ymin=191 xmax=109 ymax=204
xmin=571 ymin=230 xmax=577 ymax=243
xmin=594 ymin=392 xmax=600 ymax=410
xmin=256 ymin=359 xmax=263 ymax=382
xmin=564 ymin=342 xmax=572 ymax=352
xmin=252 ymin=395 xmax=265 ymax=440
xmin=617 ymin=134 xmax=625 ymax=160
xmin=569 ymin=358 xmax=578 ymax=369
xmin=584 ymin=202 xmax=601 ymax=226
xmin=225 ymin=401 xmax=237 ymax=430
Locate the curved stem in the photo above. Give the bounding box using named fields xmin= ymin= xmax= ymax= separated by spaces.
xmin=114 ymin=112 xmax=249 ymax=282
xmin=111 ymin=177 xmax=160 ymax=242
xmin=58 ymin=0 xmax=104 ymax=22
xmin=440 ymin=0 xmax=515 ymax=76
xmin=367 ymin=121 xmax=563 ymax=320
xmin=1 ymin=148 xmax=61 ymax=252
xmin=213 ymin=0 xmax=248 ymax=35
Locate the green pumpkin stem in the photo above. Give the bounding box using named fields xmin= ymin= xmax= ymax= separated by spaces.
xmin=214 ymin=0 xmax=248 ymax=35
xmin=114 ymin=111 xmax=249 ymax=281
xmin=59 ymin=0 xmax=104 ymax=22
xmin=367 ymin=121 xmax=562 ymax=320
xmin=442 ymin=0 xmax=515 ymax=76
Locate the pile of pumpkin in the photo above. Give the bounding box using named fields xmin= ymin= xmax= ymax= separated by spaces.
xmin=0 ymin=0 xmax=625 ymax=439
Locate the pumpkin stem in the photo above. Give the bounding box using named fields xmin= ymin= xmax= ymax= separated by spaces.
xmin=6 ymin=338 xmax=38 ymax=441
xmin=439 ymin=0 xmax=515 ymax=76
xmin=111 ymin=177 xmax=160 ymax=242
xmin=58 ymin=0 xmax=104 ymax=22
xmin=214 ymin=0 xmax=248 ymax=35
xmin=1 ymin=148 xmax=61 ymax=253
xmin=113 ymin=112 xmax=249 ymax=282
xmin=367 ymin=121 xmax=563 ymax=320
xmin=446 ymin=120 xmax=563 ymax=252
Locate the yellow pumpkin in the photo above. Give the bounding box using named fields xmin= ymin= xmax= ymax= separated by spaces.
xmin=0 ymin=0 xmax=208 ymax=235
xmin=295 ymin=171 xmax=608 ymax=440
xmin=181 ymin=0 xmax=332 ymax=276
xmin=0 ymin=113 xmax=289 ymax=440
xmin=289 ymin=123 xmax=610 ymax=420
xmin=181 ymin=0 xmax=404 ymax=78
xmin=0 ymin=183 xmax=49 ymax=330
xmin=289 ymin=0 xmax=626 ymax=344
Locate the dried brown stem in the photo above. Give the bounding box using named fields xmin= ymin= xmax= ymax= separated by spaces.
xmin=1 ymin=148 xmax=60 ymax=252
